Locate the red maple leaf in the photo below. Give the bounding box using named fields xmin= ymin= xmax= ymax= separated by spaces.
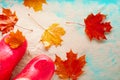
xmin=84 ymin=13 xmax=112 ymax=40
xmin=55 ymin=50 xmax=86 ymax=80
xmin=0 ymin=8 xmax=18 ymax=34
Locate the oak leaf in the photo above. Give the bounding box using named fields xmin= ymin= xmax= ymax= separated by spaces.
xmin=5 ymin=30 xmax=25 ymax=49
xmin=84 ymin=13 xmax=112 ymax=40
xmin=0 ymin=8 xmax=18 ymax=34
xmin=55 ymin=50 xmax=86 ymax=80
xmin=23 ymin=0 xmax=47 ymax=11
xmin=41 ymin=23 xmax=65 ymax=50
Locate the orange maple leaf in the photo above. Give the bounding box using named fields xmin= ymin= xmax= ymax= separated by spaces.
xmin=41 ymin=23 xmax=65 ymax=50
xmin=84 ymin=13 xmax=112 ymax=40
xmin=0 ymin=8 xmax=18 ymax=34
xmin=5 ymin=30 xmax=25 ymax=49
xmin=55 ymin=50 xmax=86 ymax=80
xmin=23 ymin=0 xmax=47 ymax=11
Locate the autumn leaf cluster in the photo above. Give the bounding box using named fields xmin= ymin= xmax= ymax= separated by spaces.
xmin=0 ymin=1 xmax=114 ymax=80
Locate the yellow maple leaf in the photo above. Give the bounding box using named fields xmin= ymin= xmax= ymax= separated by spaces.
xmin=41 ymin=23 xmax=65 ymax=50
xmin=23 ymin=0 xmax=47 ymax=11
xmin=5 ymin=30 xmax=25 ymax=49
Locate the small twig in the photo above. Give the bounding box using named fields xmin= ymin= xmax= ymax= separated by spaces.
xmin=15 ymin=24 xmax=33 ymax=32
xmin=66 ymin=22 xmax=85 ymax=27
xmin=28 ymin=13 xmax=46 ymax=30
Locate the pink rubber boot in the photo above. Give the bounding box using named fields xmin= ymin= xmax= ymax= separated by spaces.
xmin=13 ymin=54 xmax=55 ymax=80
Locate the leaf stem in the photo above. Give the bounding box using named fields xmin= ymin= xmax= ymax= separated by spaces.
xmin=28 ymin=13 xmax=55 ymax=36
xmin=28 ymin=13 xmax=46 ymax=30
xmin=27 ymin=13 xmax=59 ymax=40
xmin=15 ymin=24 xmax=33 ymax=32
xmin=66 ymin=22 xmax=85 ymax=27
